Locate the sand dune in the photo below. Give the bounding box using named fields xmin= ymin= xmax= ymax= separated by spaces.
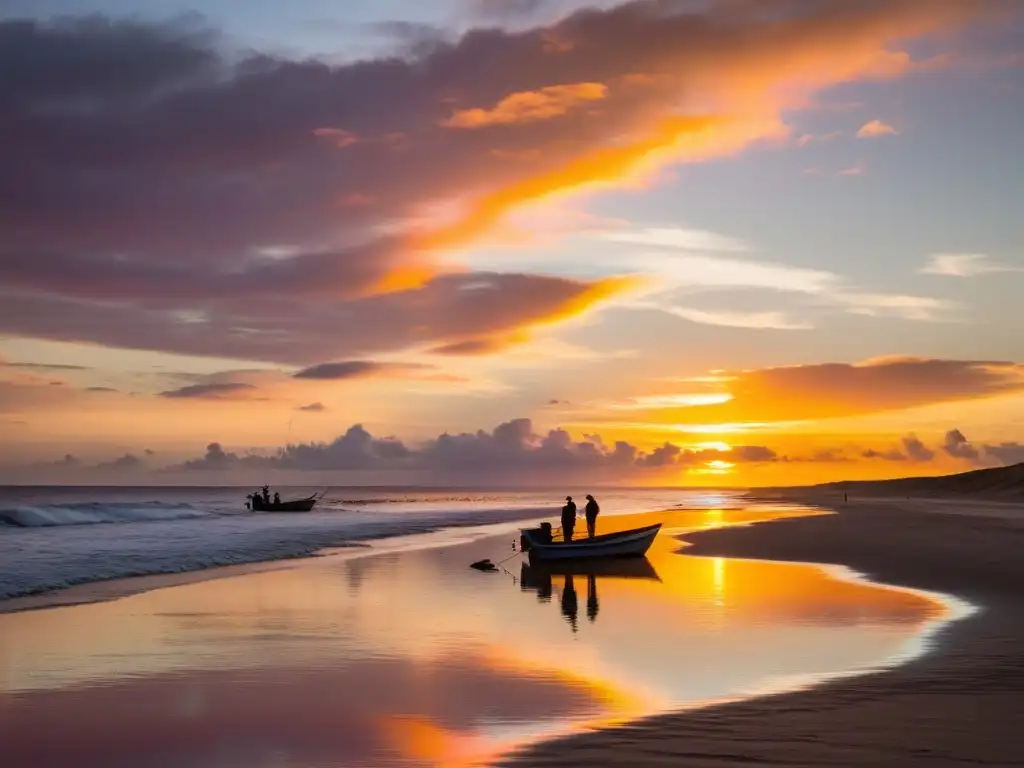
xmin=765 ymin=462 xmax=1024 ymax=501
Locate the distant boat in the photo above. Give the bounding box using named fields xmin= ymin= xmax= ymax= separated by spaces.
xmin=520 ymin=522 xmax=662 ymax=561
xmin=267 ymin=495 xmax=318 ymax=512
xmin=248 ymin=494 xmax=318 ymax=513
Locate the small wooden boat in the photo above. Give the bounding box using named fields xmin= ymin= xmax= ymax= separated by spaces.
xmin=249 ymin=495 xmax=318 ymax=513
xmin=268 ymin=495 xmax=318 ymax=512
xmin=520 ymin=522 xmax=662 ymax=561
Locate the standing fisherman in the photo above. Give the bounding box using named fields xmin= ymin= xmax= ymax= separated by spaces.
xmin=561 ymin=496 xmax=577 ymax=542
xmin=584 ymin=494 xmax=600 ymax=538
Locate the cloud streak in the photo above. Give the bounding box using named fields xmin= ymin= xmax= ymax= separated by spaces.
xmin=442 ymin=82 xmax=607 ymax=128
xmin=921 ymin=253 xmax=1022 ymax=277
xmin=159 ymin=382 xmax=258 ymax=400
xmin=293 ymin=361 xmax=434 ymax=381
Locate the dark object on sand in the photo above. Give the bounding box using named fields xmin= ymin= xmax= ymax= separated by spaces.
xmin=470 ymin=559 xmax=497 ymax=571
xmin=519 ymin=522 xmax=662 ymax=561
xmin=248 ymin=494 xmax=318 ymax=513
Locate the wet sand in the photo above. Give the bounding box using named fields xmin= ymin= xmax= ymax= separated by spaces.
xmin=503 ymin=496 xmax=1024 ymax=767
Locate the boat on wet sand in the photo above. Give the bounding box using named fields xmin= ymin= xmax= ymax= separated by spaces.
xmin=520 ymin=522 xmax=662 ymax=561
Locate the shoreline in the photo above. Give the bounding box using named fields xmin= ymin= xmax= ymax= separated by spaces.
xmin=0 ymin=516 xmax=540 ymax=614
xmin=502 ymin=496 xmax=1024 ymax=767
xmin=0 ymin=506 xmax=554 ymax=608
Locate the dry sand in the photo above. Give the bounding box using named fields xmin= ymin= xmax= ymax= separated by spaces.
xmin=501 ymin=495 xmax=1024 ymax=767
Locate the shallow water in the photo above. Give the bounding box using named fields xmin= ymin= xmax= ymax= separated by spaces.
xmin=0 ymin=503 xmax=951 ymax=768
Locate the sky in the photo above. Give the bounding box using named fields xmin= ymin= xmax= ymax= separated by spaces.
xmin=1 ymin=0 xmax=1023 ymax=486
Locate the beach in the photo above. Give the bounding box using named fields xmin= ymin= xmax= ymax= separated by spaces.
xmin=0 ymin=489 xmax=965 ymax=767
xmin=504 ymin=495 xmax=1024 ymax=767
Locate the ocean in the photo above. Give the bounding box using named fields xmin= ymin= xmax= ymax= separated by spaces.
xmin=0 ymin=485 xmax=737 ymax=601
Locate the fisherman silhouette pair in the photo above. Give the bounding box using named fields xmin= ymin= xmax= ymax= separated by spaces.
xmin=560 ymin=494 xmax=600 ymax=541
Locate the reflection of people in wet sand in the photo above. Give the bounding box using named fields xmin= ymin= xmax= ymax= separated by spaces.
xmin=560 ymin=574 xmax=578 ymax=633
xmin=586 ymin=573 xmax=599 ymax=623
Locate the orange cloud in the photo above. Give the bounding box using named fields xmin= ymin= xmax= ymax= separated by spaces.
xmin=415 ymin=114 xmax=778 ymax=251
xmin=411 ymin=1 xmax=1007 ymax=257
xmin=857 ymin=119 xmax=899 ymax=138
xmin=578 ymin=358 xmax=1024 ymax=428
xmin=443 ymin=82 xmax=608 ymax=129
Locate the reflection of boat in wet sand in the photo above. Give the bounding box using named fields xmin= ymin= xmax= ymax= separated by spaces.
xmin=520 ymin=522 xmax=662 ymax=561
xmin=520 ymin=556 xmax=661 ymax=582
xmin=519 ymin=558 xmax=660 ymax=632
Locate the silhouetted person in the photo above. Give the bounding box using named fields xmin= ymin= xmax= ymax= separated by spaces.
xmin=273 ymin=492 xmax=281 ymax=506
xmin=561 ymin=496 xmax=577 ymax=542
xmin=560 ymin=574 xmax=578 ymax=633
xmin=584 ymin=494 xmax=600 ymax=538
xmin=262 ymin=485 xmax=271 ymax=506
xmin=586 ymin=573 xmax=599 ymax=623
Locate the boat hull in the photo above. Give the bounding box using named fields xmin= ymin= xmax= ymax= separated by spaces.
xmin=523 ymin=523 xmax=661 ymax=561
xmin=252 ymin=496 xmax=318 ymax=513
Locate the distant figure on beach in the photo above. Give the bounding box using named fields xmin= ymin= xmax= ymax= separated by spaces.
xmin=273 ymin=492 xmax=281 ymax=506
xmin=561 ymin=496 xmax=577 ymax=542
xmin=584 ymin=494 xmax=600 ymax=538
xmin=262 ymin=485 xmax=271 ymax=507
xmin=844 ymin=492 xmax=848 ymax=504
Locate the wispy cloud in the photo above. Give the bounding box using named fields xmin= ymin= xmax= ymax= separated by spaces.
xmin=597 ymin=226 xmax=954 ymax=325
xmin=921 ymin=253 xmax=1021 ymax=277
xmin=159 ymin=382 xmax=258 ymax=400
xmin=602 ymin=227 xmax=750 ymax=252
xmin=442 ymin=82 xmax=608 ymax=129
xmin=293 ymin=361 xmax=435 ymax=381
xmin=657 ymin=307 xmax=813 ymax=330
xmin=797 ymin=130 xmax=843 ymax=146
xmin=831 ymin=292 xmax=954 ymax=321
xmin=856 ymin=119 xmax=899 ymax=138
xmin=839 ymin=163 xmax=867 ymax=176
xmin=604 ymin=393 xmax=734 ymax=410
